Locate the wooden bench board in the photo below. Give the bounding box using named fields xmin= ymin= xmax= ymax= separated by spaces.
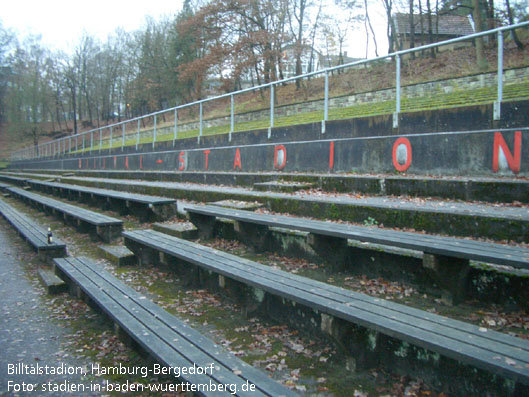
xmin=0 ymin=198 xmax=66 ymax=253
xmin=123 ymin=229 xmax=529 ymax=384
xmin=28 ymin=179 xmax=175 ymax=206
xmin=8 ymin=187 xmax=122 ymax=226
xmin=184 ymin=204 xmax=529 ymax=269
xmin=54 ymin=256 xmax=294 ymax=397
xmin=0 ymin=175 xmax=28 ymax=185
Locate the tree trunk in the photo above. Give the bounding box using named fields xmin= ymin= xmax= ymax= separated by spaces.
xmin=409 ymin=0 xmax=415 ymax=57
xmin=426 ymin=0 xmax=435 ymax=58
xmin=472 ymin=0 xmax=488 ymax=71
xmin=364 ymin=0 xmax=379 ymax=57
xmin=71 ymin=86 xmax=78 ymax=135
xmin=505 ymin=0 xmax=524 ymax=49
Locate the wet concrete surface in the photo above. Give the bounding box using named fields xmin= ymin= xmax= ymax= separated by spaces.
xmin=0 ymin=219 xmax=95 ymax=396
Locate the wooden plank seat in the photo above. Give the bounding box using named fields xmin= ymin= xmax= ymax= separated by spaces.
xmin=0 ymin=174 xmax=28 ymax=186
xmin=0 ymin=198 xmax=66 ymax=261
xmin=7 ymin=187 xmax=122 ymax=243
xmin=53 ymin=256 xmax=295 ymax=397
xmin=184 ymin=204 xmax=529 ymax=304
xmin=123 ymin=229 xmax=529 ymax=395
xmin=26 ymin=179 xmax=176 ymax=221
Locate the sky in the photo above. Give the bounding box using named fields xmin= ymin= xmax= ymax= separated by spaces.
xmin=0 ymin=0 xmax=184 ymax=52
xmin=0 ymin=0 xmax=388 ymax=58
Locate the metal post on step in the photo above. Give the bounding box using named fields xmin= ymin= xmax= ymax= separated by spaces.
xmin=199 ymin=102 xmax=203 ymax=144
xmin=494 ymin=31 xmax=503 ymax=121
xmin=122 ymin=123 xmax=125 ymax=150
xmin=173 ymin=108 xmax=178 ymax=145
xmin=136 ymin=119 xmax=140 ymax=150
xmin=323 ymin=70 xmax=329 ymax=134
xmin=152 ymin=114 xmax=157 ymax=149
xmin=268 ymin=83 xmax=274 ymax=139
xmin=393 ymin=54 xmax=401 ymax=129
xmin=230 ymin=94 xmax=234 ymax=142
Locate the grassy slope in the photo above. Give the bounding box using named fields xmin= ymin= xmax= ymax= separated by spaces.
xmin=4 ymin=36 xmax=529 ymax=157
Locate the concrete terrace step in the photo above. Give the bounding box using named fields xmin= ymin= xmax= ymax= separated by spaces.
xmin=5 ymin=170 xmax=528 ymax=204
xmin=56 ymin=175 xmax=529 ymax=243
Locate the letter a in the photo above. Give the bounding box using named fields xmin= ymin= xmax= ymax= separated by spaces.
xmin=233 ymin=148 xmax=242 ymax=170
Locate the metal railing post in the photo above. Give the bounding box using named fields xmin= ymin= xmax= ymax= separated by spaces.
xmin=270 ymin=84 xmax=275 ymax=127
xmin=199 ymin=102 xmax=203 ymax=143
xmin=99 ymin=129 xmax=102 ymax=152
xmin=152 ymin=115 xmax=157 ymax=149
xmin=122 ymin=123 xmax=125 ymax=150
xmin=90 ymin=131 xmax=93 ymax=153
xmin=323 ymin=71 xmax=329 ymax=134
xmin=494 ymin=31 xmax=504 ymax=121
xmin=82 ymin=133 xmax=85 ymax=152
xmin=230 ymin=94 xmax=234 ymax=142
xmin=109 ymin=127 xmax=113 ymax=152
xmin=393 ymin=54 xmax=401 ymax=129
xmin=173 ymin=108 xmax=178 ymax=145
xmin=269 ymin=84 xmax=274 ymax=139
xmin=136 ymin=119 xmax=140 ymax=150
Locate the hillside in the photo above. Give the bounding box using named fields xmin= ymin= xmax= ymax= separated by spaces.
xmin=3 ymin=32 xmax=529 ymax=160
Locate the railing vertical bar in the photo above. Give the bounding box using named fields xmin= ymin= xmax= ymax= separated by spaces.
xmin=394 ymin=54 xmax=401 ymax=128
xmin=494 ymin=31 xmax=504 ymax=120
xmin=152 ymin=115 xmax=157 ymax=149
xmin=199 ymin=102 xmax=203 ymax=143
xmin=136 ymin=119 xmax=140 ymax=150
xmin=173 ymin=108 xmax=178 ymax=145
xmin=122 ymin=123 xmax=126 ymax=150
xmin=230 ymin=94 xmax=234 ymax=142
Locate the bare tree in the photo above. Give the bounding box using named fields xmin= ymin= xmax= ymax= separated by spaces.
xmin=472 ymin=0 xmax=488 ymax=71
xmin=505 ymin=0 xmax=524 ymax=49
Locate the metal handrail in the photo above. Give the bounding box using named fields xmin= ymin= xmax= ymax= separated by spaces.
xmin=11 ymin=20 xmax=529 ymax=161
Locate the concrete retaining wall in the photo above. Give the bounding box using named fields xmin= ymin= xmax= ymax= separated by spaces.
xmin=11 ymin=128 xmax=528 ymax=177
xmin=11 ymin=101 xmax=529 ymax=177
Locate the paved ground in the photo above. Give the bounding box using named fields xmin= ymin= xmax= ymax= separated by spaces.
xmin=0 ymin=219 xmax=94 ymax=396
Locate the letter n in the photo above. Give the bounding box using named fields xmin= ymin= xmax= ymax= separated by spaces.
xmin=274 ymin=145 xmax=286 ymax=170
xmin=493 ymin=131 xmax=521 ymax=174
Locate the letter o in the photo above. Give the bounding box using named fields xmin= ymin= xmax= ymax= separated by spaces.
xmin=392 ymin=137 xmax=412 ymax=172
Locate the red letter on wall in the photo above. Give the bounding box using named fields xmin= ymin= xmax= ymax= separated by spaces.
xmin=392 ymin=137 xmax=412 ymax=172
xmin=178 ymin=151 xmax=186 ymax=171
xmin=233 ymin=148 xmax=242 ymax=170
xmin=329 ymin=141 xmax=335 ymax=170
xmin=493 ymin=131 xmax=521 ymax=174
xmin=78 ymin=159 xmax=82 ymax=169
xmin=204 ymin=150 xmax=211 ymax=170
xmin=139 ymin=155 xmax=143 ymax=170
xmin=274 ymin=145 xmax=287 ymax=170
xmin=113 ymin=156 xmax=117 ymax=169
xmin=125 ymin=156 xmax=129 ymax=170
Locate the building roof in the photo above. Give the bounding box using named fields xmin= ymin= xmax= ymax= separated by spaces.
xmin=393 ymin=13 xmax=475 ymax=37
